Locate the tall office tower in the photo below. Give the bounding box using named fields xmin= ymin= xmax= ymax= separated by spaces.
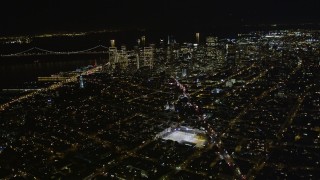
xmin=118 ymin=46 xmax=128 ymax=69
xmin=136 ymin=53 xmax=140 ymax=69
xmin=79 ymin=75 xmax=84 ymax=89
xmin=143 ymin=47 xmax=154 ymax=69
xmin=206 ymin=36 xmax=224 ymax=69
xmin=137 ymin=39 xmax=141 ymax=46
xmin=194 ymin=45 xmax=205 ymax=63
xmin=206 ymin=36 xmax=217 ymax=60
xmin=133 ymin=46 xmax=140 ymax=69
xmin=160 ymin=39 xmax=164 ymax=49
xmin=109 ymin=47 xmax=118 ymax=69
xmin=237 ymin=35 xmax=260 ymax=67
xmin=237 ymin=35 xmax=259 ymax=67
xmin=196 ymin=33 xmax=200 ymax=44
xmin=110 ymin=40 xmax=115 ymax=47
xmin=226 ymin=43 xmax=238 ymax=67
xmin=141 ymin=36 xmax=146 ymax=47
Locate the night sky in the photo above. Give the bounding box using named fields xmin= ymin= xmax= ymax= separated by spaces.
xmin=1 ymin=0 xmax=319 ymax=35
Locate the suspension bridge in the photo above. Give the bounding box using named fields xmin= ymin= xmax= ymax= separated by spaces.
xmin=0 ymin=45 xmax=109 ymax=57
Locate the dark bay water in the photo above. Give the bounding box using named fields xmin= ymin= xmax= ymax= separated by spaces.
xmin=0 ymin=55 xmax=105 ymax=89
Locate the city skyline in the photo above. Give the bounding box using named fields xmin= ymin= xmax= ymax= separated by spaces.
xmin=0 ymin=0 xmax=319 ymax=179
xmin=0 ymin=29 xmax=319 ymax=179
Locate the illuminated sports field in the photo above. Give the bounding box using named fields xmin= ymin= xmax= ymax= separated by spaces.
xmin=161 ymin=128 xmax=207 ymax=148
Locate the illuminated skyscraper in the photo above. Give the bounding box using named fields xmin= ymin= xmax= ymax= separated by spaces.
xmin=109 ymin=47 xmax=118 ymax=69
xmin=141 ymin=36 xmax=146 ymax=47
xmin=110 ymin=40 xmax=115 ymax=47
xmin=137 ymin=39 xmax=141 ymax=46
xmin=226 ymin=43 xmax=238 ymax=67
xmin=196 ymin=33 xmax=200 ymax=44
xmin=143 ymin=47 xmax=154 ymax=69
xmin=79 ymin=75 xmax=84 ymax=88
xmin=133 ymin=46 xmax=140 ymax=69
xmin=136 ymin=53 xmax=140 ymax=69
xmin=205 ymin=36 xmax=224 ymax=69
xmin=206 ymin=36 xmax=217 ymax=59
xmin=118 ymin=46 xmax=128 ymax=69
